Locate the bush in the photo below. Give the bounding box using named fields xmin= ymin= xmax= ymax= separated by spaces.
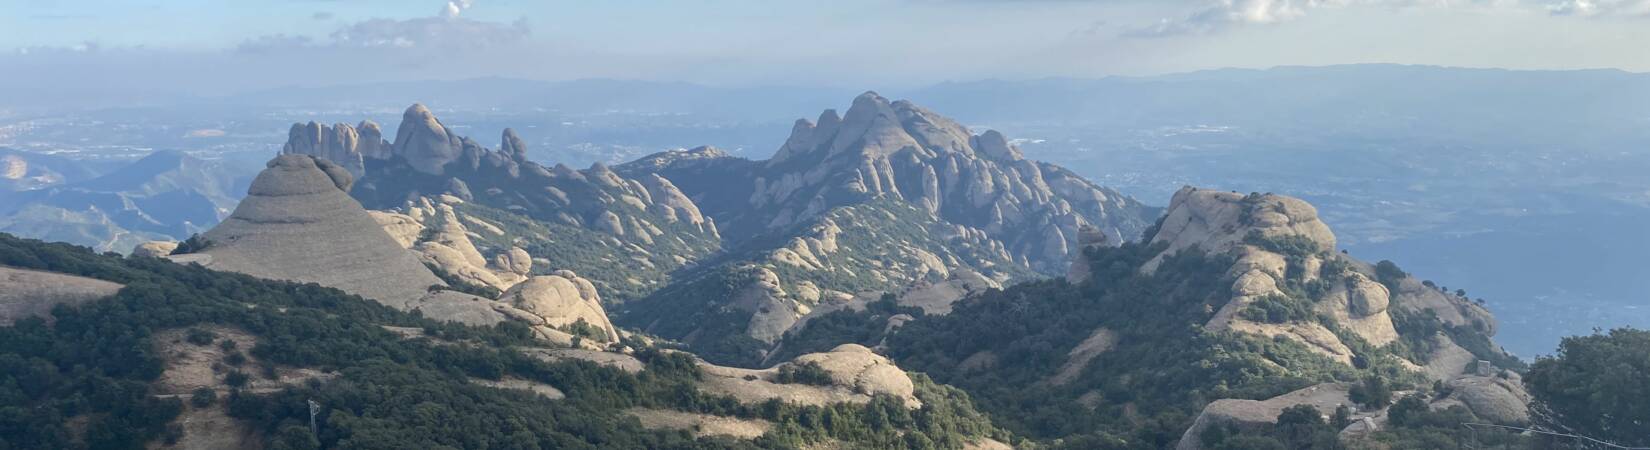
xmin=225 ymin=371 xmax=250 ymax=388
xmin=1348 ymin=376 xmax=1392 ymax=409
xmin=775 ymin=361 xmax=835 ymax=386
xmin=186 ymin=328 xmax=216 ymax=345
xmin=1241 ymin=294 xmax=1317 ymax=324
xmin=191 ymin=387 xmax=218 ymax=407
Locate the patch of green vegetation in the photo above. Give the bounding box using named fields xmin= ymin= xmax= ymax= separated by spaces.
xmin=774 ymin=361 xmax=834 ymax=386
xmin=1243 ymin=231 xmax=1321 ymax=258
xmin=564 ymin=318 xmax=610 ymax=342
xmin=771 ymin=296 xmax=923 ymax=362
xmin=0 ymin=233 xmax=1010 ymax=449
xmin=1240 ymin=294 xmax=1318 ymax=324
xmin=169 ymin=233 xmax=212 ymax=255
xmin=1526 ymin=327 xmax=1650 ymax=447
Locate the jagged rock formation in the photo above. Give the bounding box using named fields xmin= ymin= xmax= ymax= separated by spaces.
xmin=281 ymin=120 xmax=389 ymax=177
xmin=622 ymin=92 xmax=1158 ymax=275
xmin=180 ymin=154 xmax=625 ymax=346
xmin=279 ymin=105 xmax=722 ymax=304
xmin=614 ymin=94 xmax=1157 ymax=365
xmin=1139 ymin=187 xmax=1531 ymax=447
xmin=1146 ymin=188 xmax=1393 ymax=364
xmin=1147 ymin=187 xmax=1511 ymax=374
xmin=369 ymin=194 xmax=620 ymax=343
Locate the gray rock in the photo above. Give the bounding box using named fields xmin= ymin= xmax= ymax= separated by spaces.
xmin=196 ymin=155 xmax=448 ymax=308
xmin=501 ymin=128 xmax=528 ymax=163
xmin=392 ymin=103 xmax=461 ymax=175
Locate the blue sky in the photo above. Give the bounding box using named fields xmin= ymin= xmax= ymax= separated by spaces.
xmin=3 ymin=0 xmax=1648 ymax=95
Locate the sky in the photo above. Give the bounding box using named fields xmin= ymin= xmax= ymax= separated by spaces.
xmin=2 ymin=0 xmax=1648 ymax=97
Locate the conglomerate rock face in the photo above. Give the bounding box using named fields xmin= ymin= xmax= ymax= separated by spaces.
xmin=622 ymin=92 xmax=1158 ymax=275
xmin=198 ymin=154 xmax=448 ymax=305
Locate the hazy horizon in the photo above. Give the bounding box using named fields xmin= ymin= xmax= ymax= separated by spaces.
xmin=6 ymin=0 xmax=1649 ymax=102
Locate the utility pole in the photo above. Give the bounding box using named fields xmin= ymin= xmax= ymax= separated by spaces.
xmin=308 ymin=399 xmax=321 ymax=438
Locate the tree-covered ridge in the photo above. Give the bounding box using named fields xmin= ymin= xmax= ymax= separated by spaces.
xmin=0 ymin=233 xmax=1011 ymax=449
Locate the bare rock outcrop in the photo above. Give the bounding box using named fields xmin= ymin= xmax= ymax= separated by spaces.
xmin=186 ymin=155 xmax=507 ymax=325
xmin=1065 ymin=225 xmax=1108 ymax=284
xmin=1177 ymin=383 xmax=1361 ymax=450
xmin=502 ymin=272 xmax=619 ymax=343
xmin=393 ymin=103 xmax=463 ymax=175
xmin=1145 ymin=187 xmax=1335 ymax=274
xmin=0 ymin=266 xmax=123 ymax=325
xmin=131 ymin=240 xmax=180 ymax=258
xmin=788 ymin=344 xmax=918 ymax=405
xmin=697 ymin=344 xmax=920 ymax=408
xmin=1436 ymin=373 xmax=1531 ymax=425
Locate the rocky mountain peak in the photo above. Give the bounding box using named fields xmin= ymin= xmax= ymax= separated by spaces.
xmin=195 ymin=154 xmax=450 ymax=307
xmin=1144 ymin=186 xmax=1335 ymax=273
xmin=393 ymin=103 xmax=462 ymax=175
xmin=501 ymin=128 xmax=528 ymax=163
xmin=282 ymin=122 xmax=364 ymax=177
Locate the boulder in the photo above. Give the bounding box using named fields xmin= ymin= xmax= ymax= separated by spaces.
xmin=1442 ymin=375 xmax=1530 ymax=425
xmin=502 ymin=274 xmax=619 ymax=343
xmin=786 ymin=344 xmax=918 ymax=407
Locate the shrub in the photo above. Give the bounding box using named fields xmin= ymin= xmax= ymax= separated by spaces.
xmin=775 ymin=361 xmax=835 ymax=386
xmin=190 ymin=387 xmax=218 ymax=407
xmin=225 ymin=371 xmax=250 ymax=388
xmin=186 ymin=328 xmax=216 ymax=345
xmin=1348 ymin=376 xmax=1392 ymax=409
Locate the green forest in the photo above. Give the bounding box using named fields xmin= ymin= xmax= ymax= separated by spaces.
xmin=0 ymin=233 xmax=1007 ymax=450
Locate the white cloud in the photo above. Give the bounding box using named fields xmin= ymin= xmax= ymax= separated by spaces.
xmin=441 ymin=0 xmax=477 ymax=18
xmin=1125 ymin=0 xmax=1542 ymax=37
xmin=238 ymin=1 xmax=526 ymax=53
xmin=1548 ymin=0 xmax=1650 ymax=16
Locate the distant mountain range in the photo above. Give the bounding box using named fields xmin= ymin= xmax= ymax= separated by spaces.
xmin=0 ymin=149 xmax=250 ymax=252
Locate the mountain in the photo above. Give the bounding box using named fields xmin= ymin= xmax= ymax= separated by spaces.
xmin=278 ymin=105 xmax=723 ymax=303
xmin=624 ymin=91 xmax=1158 ymax=263
xmin=774 ymin=187 xmax=1528 ymax=447
xmin=614 ymin=92 xmax=1158 ymax=366
xmin=0 ymin=150 xmax=249 ymax=252
xmin=0 ymin=148 xmax=100 ymax=191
